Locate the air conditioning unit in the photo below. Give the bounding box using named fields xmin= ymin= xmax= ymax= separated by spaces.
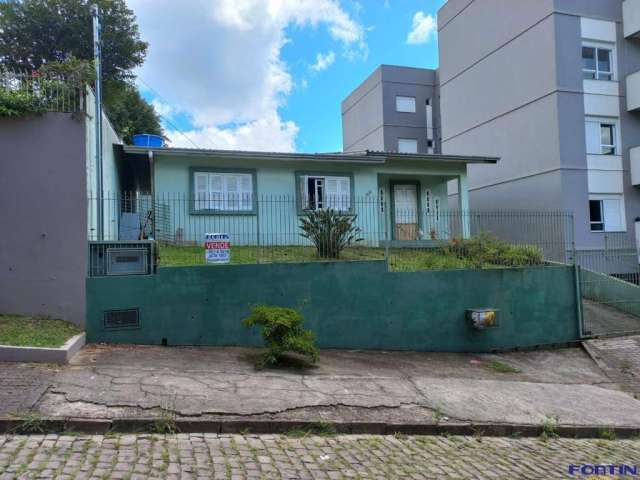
xmin=88 ymin=241 xmax=154 ymax=277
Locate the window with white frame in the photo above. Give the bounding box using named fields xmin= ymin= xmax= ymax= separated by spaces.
xmin=193 ymin=171 xmax=253 ymax=212
xmin=589 ymin=195 xmax=625 ymax=232
xmin=396 ymin=96 xmax=416 ymax=113
xmin=398 ymin=138 xmax=418 ymax=153
xmin=582 ymin=44 xmax=613 ymax=81
xmin=585 ymin=118 xmax=618 ymax=155
xmin=299 ymin=174 xmax=351 ymax=211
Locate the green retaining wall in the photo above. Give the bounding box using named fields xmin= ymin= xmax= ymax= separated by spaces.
xmin=581 ymin=267 xmax=640 ymax=317
xmin=87 ymin=261 xmax=580 ymax=352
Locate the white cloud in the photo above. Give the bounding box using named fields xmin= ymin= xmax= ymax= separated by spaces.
xmin=407 ymin=11 xmax=437 ymax=45
xmin=128 ymin=0 xmax=365 ymax=151
xmin=150 ymin=99 xmax=174 ymax=118
xmin=310 ymin=51 xmax=336 ymax=72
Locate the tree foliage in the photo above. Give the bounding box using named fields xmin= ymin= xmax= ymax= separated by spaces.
xmin=0 ymin=0 xmax=163 ymax=139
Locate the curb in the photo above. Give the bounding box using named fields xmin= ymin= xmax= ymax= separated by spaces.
xmin=1 ymin=417 xmax=638 ymax=438
xmin=0 ymin=333 xmax=86 ymax=364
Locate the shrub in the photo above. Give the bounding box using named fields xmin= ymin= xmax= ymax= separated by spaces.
xmin=299 ymin=209 xmax=363 ymax=258
xmin=243 ymin=305 xmax=319 ymax=366
xmin=0 ymin=88 xmax=47 ymax=116
xmin=444 ymin=233 xmax=543 ymax=268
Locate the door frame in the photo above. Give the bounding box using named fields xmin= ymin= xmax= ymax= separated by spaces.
xmin=389 ymin=180 xmax=422 ymax=240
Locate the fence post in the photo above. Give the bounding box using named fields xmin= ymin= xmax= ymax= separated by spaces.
xmin=574 ymin=263 xmax=585 ymax=338
xmin=256 ymin=195 xmax=261 ymax=264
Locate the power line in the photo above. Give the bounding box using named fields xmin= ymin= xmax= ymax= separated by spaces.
xmin=136 ymin=76 xmax=208 ymax=150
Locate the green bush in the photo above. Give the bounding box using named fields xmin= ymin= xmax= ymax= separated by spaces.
xmin=0 ymin=88 xmax=46 ymax=116
xmin=243 ymin=305 xmax=319 ymax=366
xmin=444 ymin=233 xmax=543 ymax=268
xmin=299 ymin=209 xmax=363 ymax=258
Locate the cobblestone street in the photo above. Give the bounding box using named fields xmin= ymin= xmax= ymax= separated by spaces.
xmin=0 ymin=433 xmax=639 ymax=479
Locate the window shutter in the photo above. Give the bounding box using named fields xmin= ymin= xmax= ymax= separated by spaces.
xmin=325 ymin=177 xmax=339 ymax=209
xmin=239 ymin=174 xmax=252 ymax=210
xmin=195 ymin=172 xmax=209 ymax=210
xmin=603 ymin=198 xmax=623 ymax=231
xmin=337 ymin=176 xmax=350 ymax=211
xmin=585 ymin=120 xmax=601 ymax=155
xmin=299 ymin=175 xmax=309 ymax=210
xmin=209 ymin=174 xmax=223 ymax=210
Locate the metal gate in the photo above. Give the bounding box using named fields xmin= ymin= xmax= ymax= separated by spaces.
xmin=577 ymin=235 xmax=640 ymax=337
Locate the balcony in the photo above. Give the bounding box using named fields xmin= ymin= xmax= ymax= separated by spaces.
xmin=631 ymin=146 xmax=640 ymax=186
xmin=624 ymin=0 xmax=640 ymax=38
xmin=627 ymin=71 xmax=640 ymax=111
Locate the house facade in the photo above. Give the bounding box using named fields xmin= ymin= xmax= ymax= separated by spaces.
xmin=343 ymin=0 xmax=640 ymax=254
xmin=120 ymin=146 xmax=496 ymax=245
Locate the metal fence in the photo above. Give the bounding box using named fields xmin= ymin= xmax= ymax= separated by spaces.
xmin=0 ymin=69 xmax=85 ymax=113
xmin=87 ymin=192 xmax=575 ymax=270
xmin=577 ymin=234 xmax=640 ymax=336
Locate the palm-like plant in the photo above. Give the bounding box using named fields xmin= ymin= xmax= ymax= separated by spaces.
xmin=299 ymin=209 xmax=363 ymax=258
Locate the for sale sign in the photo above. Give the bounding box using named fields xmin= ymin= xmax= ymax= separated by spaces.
xmin=204 ymin=233 xmax=230 ymax=264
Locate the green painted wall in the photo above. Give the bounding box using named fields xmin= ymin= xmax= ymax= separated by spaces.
xmin=153 ymin=155 xmax=465 ymax=245
xmin=581 ymin=268 xmax=640 ymax=317
xmin=87 ymin=262 xmax=580 ymax=352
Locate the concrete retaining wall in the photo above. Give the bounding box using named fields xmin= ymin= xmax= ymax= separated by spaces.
xmin=87 ymin=262 xmax=580 ymax=352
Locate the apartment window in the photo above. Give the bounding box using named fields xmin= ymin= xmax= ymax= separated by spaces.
xmin=193 ymin=170 xmax=254 ymax=212
xmin=396 ymin=96 xmax=416 ymax=113
xmin=589 ymin=196 xmax=625 ymax=232
xmin=585 ymin=118 xmax=618 ymax=155
xmin=298 ymin=173 xmax=352 ymax=212
xmin=398 ymin=138 xmax=418 ymax=153
xmin=582 ymin=45 xmax=613 ymax=81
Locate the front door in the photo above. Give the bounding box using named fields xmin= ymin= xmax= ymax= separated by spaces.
xmin=393 ymin=183 xmax=418 ymax=240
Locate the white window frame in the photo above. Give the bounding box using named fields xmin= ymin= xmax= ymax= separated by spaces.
xmin=398 ymin=138 xmax=418 ymax=154
xmin=585 ymin=117 xmax=620 ymax=156
xmin=193 ymin=171 xmax=254 ymax=212
xmin=395 ymin=96 xmax=416 ymax=113
xmin=589 ymin=194 xmax=626 ymax=232
xmin=299 ymin=173 xmax=352 ymax=212
xmin=582 ymin=41 xmax=616 ymax=81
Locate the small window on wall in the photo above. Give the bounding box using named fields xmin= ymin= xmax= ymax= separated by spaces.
xmin=589 ymin=196 xmax=625 ymax=232
xmin=193 ymin=171 xmax=253 ymax=212
xmin=398 ymin=138 xmax=418 ymax=153
xmin=582 ymin=45 xmax=613 ymax=81
xmin=299 ymin=174 xmax=351 ymax=212
xmin=396 ymin=96 xmax=416 ymax=113
xmin=585 ymin=118 xmax=618 ymax=155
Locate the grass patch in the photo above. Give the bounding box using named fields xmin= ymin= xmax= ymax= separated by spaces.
xmin=9 ymin=411 xmax=47 ymax=434
xmin=0 ymin=315 xmax=81 ymax=348
xmin=485 ymin=360 xmax=521 ymax=374
xmin=158 ymin=234 xmax=543 ymax=272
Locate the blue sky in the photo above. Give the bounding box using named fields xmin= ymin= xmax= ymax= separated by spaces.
xmin=132 ymin=0 xmax=445 ymax=153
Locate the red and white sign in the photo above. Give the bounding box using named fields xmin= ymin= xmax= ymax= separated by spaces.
xmin=204 ymin=233 xmax=230 ymax=264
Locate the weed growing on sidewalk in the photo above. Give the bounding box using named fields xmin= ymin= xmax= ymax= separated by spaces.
xmin=286 ymin=422 xmax=337 ymax=438
xmin=9 ymin=410 xmax=46 ymax=434
xmin=486 ymin=360 xmax=521 ymax=374
xmin=599 ymin=428 xmax=616 ymax=440
xmin=150 ymin=396 xmax=179 ymax=434
xmin=540 ymin=415 xmax=559 ymax=441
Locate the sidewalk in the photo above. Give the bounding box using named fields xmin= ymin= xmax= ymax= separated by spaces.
xmin=13 ymin=343 xmax=640 ymax=433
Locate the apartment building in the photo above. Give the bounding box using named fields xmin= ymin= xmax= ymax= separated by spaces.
xmin=342 ymin=0 xmax=640 ymax=253
xmin=341 ymin=65 xmax=440 ymax=154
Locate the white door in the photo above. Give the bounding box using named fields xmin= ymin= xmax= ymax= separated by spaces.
xmin=394 ymin=184 xmax=418 ymax=240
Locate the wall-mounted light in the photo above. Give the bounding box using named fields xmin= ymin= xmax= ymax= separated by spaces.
xmin=467 ymin=309 xmax=498 ymax=330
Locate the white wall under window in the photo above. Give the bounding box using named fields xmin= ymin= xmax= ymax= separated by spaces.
xmin=398 ymin=138 xmax=418 ymax=153
xmin=396 ymin=96 xmax=416 ymax=113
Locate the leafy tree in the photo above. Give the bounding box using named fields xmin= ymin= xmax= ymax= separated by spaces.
xmin=0 ymin=0 xmax=163 ymax=139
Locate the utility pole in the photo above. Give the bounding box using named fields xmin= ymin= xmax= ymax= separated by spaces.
xmin=91 ymin=4 xmax=104 ymax=241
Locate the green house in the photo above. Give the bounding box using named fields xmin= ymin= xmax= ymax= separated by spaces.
xmin=118 ymin=146 xmax=498 ymax=246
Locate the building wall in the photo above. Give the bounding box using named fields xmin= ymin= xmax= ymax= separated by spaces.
xmin=0 ymin=113 xmax=87 ymax=326
xmin=152 ymin=155 xmax=463 ymax=244
xmin=438 ymin=0 xmax=640 ymax=250
xmin=342 ymin=65 xmax=440 ymax=154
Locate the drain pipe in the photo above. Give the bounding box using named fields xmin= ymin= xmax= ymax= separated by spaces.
xmin=91 ymin=4 xmax=104 ymax=240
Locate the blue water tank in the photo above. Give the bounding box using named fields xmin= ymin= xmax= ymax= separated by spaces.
xmin=132 ymin=134 xmax=165 ymax=147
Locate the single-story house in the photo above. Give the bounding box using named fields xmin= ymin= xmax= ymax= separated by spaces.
xmin=114 ymin=146 xmax=498 ymax=246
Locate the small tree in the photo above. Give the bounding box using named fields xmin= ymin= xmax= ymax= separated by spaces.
xmin=299 ymin=209 xmax=363 ymax=258
xmin=243 ymin=305 xmax=319 ymax=366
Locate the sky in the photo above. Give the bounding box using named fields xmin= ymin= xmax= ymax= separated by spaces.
xmin=127 ymin=0 xmax=446 ymax=153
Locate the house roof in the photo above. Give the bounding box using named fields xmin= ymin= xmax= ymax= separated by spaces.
xmin=122 ymin=145 xmax=499 ymax=165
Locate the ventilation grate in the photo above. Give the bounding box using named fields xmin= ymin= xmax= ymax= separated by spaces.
xmin=104 ymin=308 xmax=140 ymax=330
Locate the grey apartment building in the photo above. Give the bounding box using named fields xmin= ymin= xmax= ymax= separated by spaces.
xmin=342 ymin=0 xmax=640 ymax=252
